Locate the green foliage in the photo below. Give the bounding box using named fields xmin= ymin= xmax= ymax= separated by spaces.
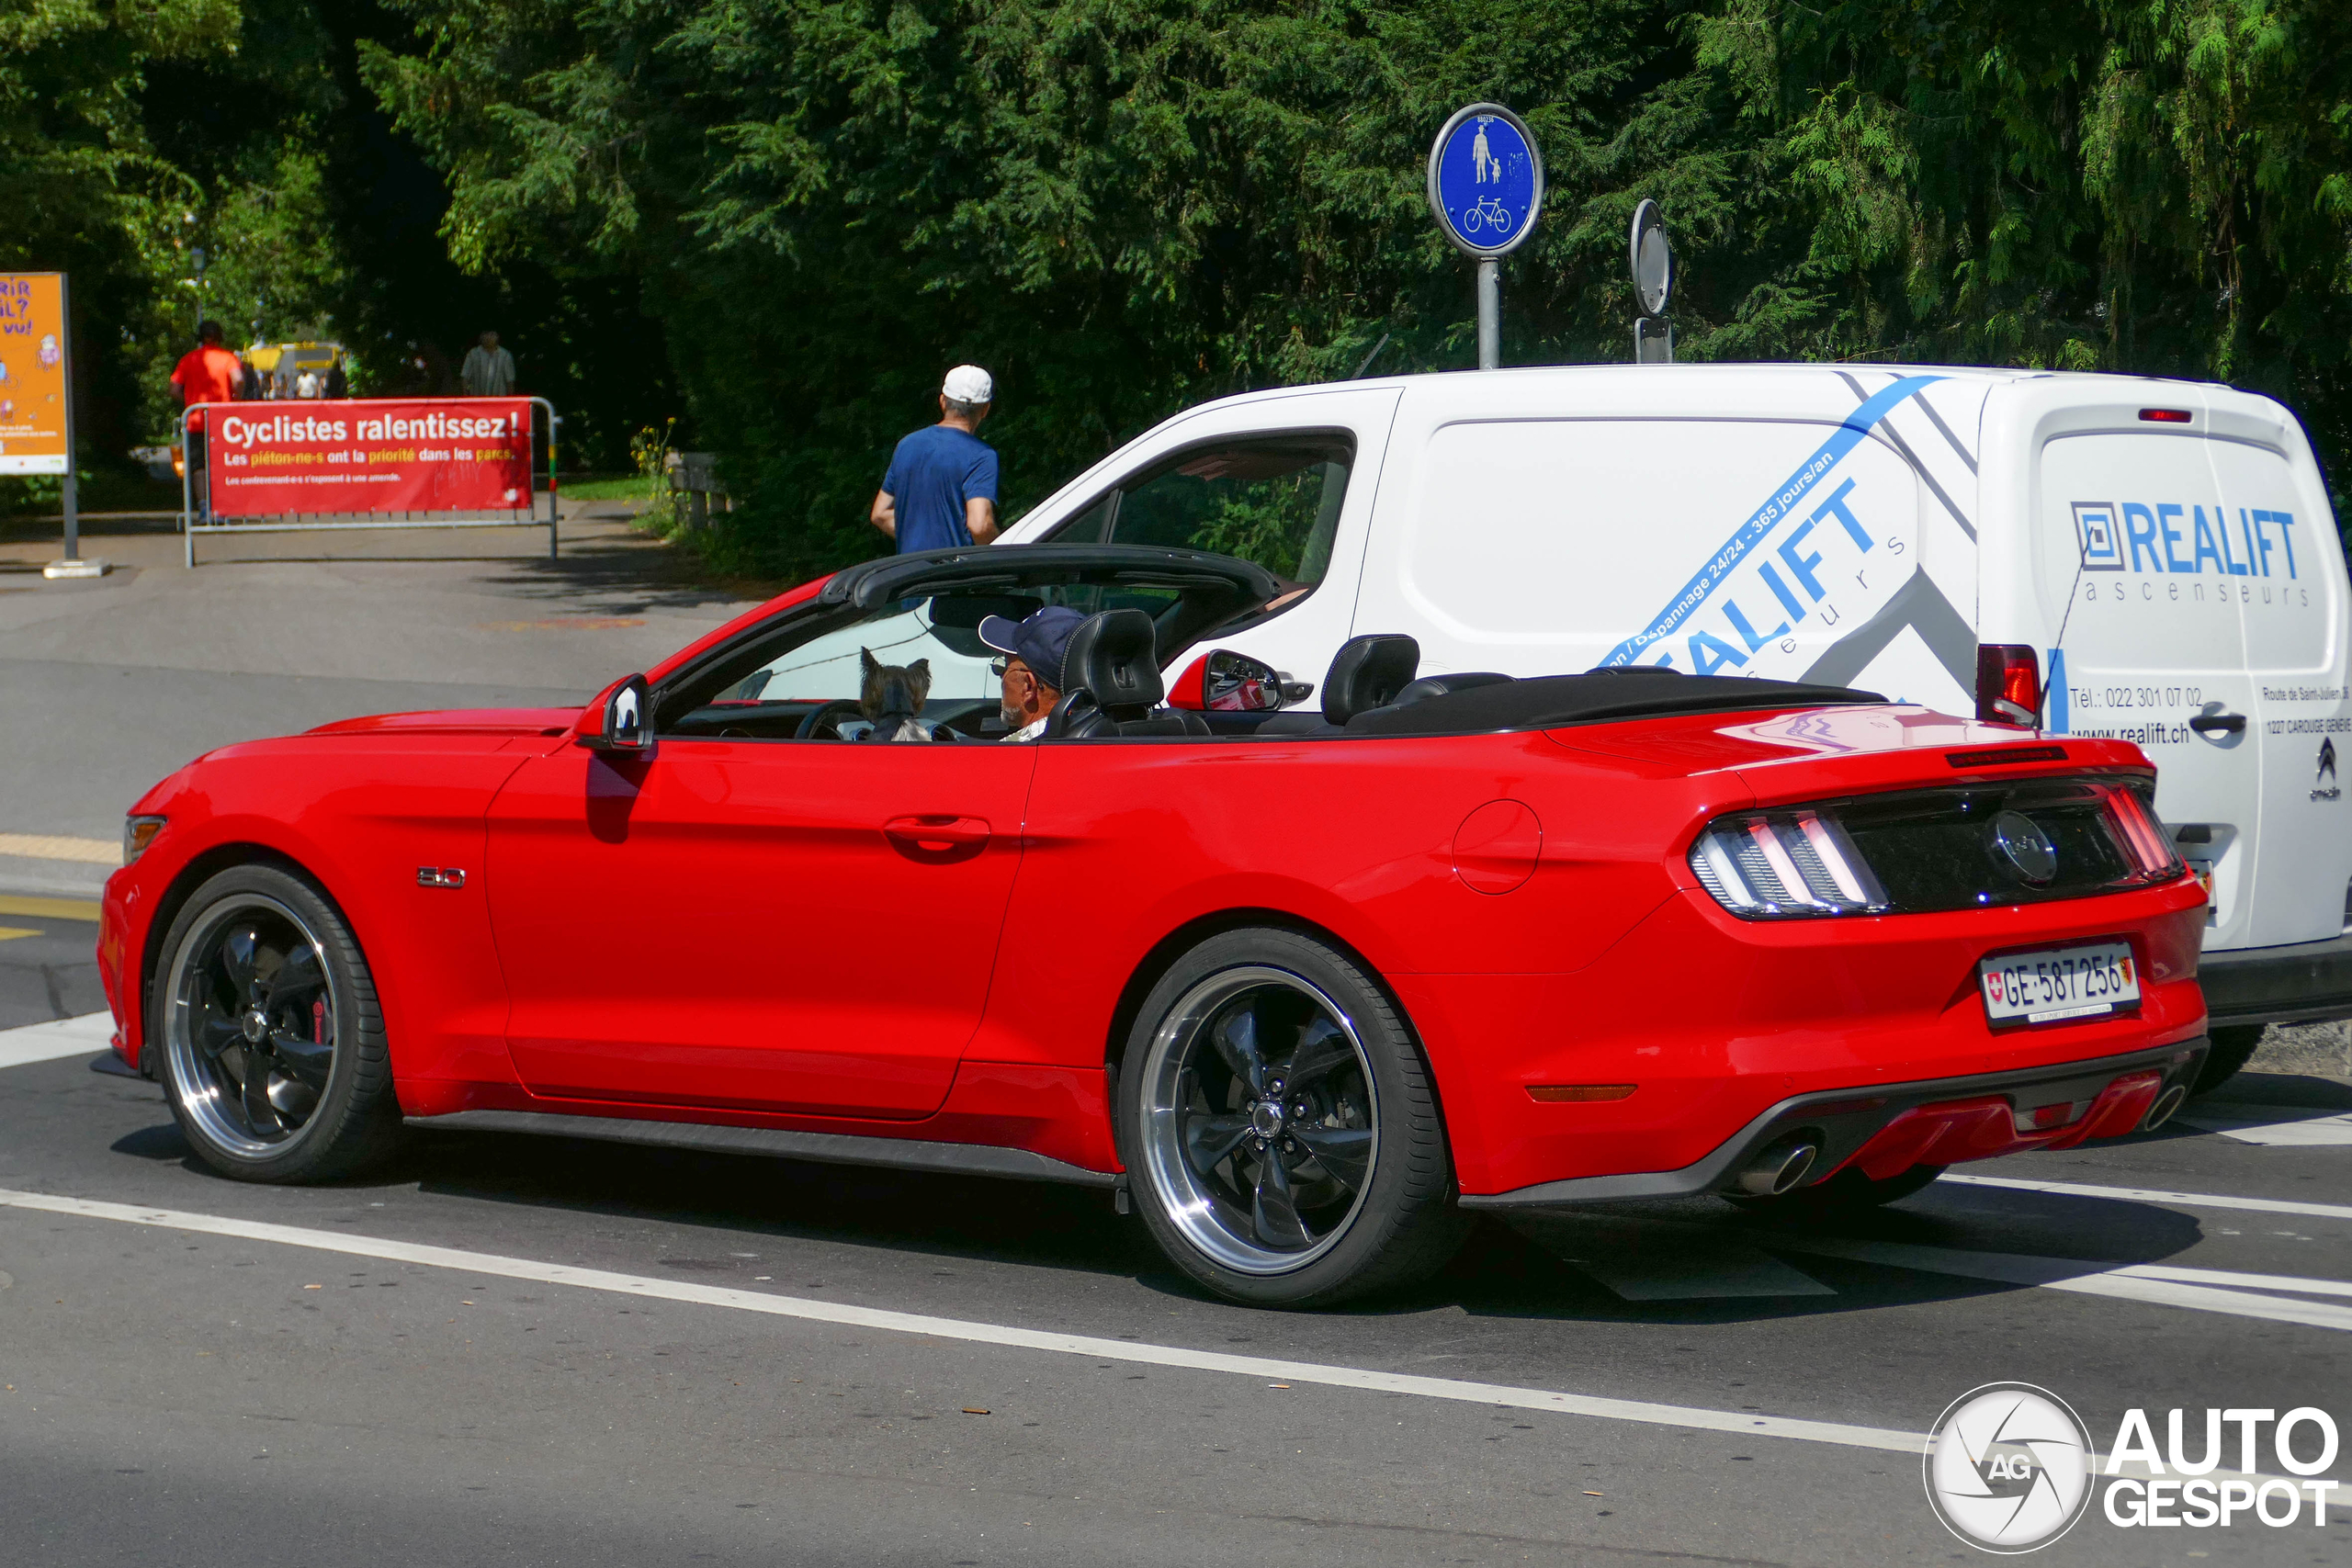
xmin=1705 ymin=0 xmax=2352 ymax=478
xmin=23 ymin=2 xmax=2352 ymax=552
xmin=626 ymin=416 xmax=686 ymax=533
xmin=361 ymin=0 xmax=1803 ymax=577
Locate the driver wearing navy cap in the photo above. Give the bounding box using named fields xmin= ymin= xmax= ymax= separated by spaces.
xmin=979 ymin=605 xmax=1085 ymax=741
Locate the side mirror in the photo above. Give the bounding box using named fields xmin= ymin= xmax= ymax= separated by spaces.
xmin=1169 ymin=649 xmax=1288 ymax=713
xmin=578 ymin=673 xmax=654 ymax=754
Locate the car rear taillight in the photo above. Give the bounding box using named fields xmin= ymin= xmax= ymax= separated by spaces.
xmin=2103 ymin=784 xmax=2182 ymax=877
xmin=1690 ymin=778 xmax=2184 ymax=919
xmin=1975 ymin=645 xmax=2041 ymax=727
xmin=1689 ymin=808 xmax=1890 ymax=917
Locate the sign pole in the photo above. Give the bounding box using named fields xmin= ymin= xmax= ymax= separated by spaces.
xmin=13 ymin=270 xmax=108 ymax=580
xmin=58 ymin=273 xmax=76 ymax=562
xmin=1476 ymin=260 xmax=1500 ymax=370
xmin=1427 ymin=105 xmax=1543 ymax=372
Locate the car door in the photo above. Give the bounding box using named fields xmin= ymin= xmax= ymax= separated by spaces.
xmin=2032 ymin=417 xmax=2257 ymax=944
xmin=485 ymin=671 xmax=1035 ymax=1121
xmin=2200 ymin=401 xmax=2352 ymax=947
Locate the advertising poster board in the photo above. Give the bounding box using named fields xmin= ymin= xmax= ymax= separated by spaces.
xmin=198 ymin=398 xmax=533 ymax=516
xmin=0 ymin=274 xmax=71 ymax=476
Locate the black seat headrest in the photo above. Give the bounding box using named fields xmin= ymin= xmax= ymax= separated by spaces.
xmin=1057 ymin=608 xmax=1163 ymax=719
xmin=1323 ymin=634 xmax=1419 ymax=724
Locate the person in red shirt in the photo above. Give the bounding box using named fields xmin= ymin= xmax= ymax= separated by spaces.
xmin=168 ymin=321 xmax=244 ymax=515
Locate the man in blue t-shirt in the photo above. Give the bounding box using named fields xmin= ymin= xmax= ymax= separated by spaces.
xmin=870 ymin=365 xmax=1001 ymax=552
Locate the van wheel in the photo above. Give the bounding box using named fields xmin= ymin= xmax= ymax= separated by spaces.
xmin=153 ymin=863 xmax=403 ymax=1183
xmin=2192 ymin=1025 xmax=2265 ymax=1097
xmin=1117 ymin=928 xmax=1468 ymax=1308
xmin=1728 ymin=1163 xmax=1944 ymax=1213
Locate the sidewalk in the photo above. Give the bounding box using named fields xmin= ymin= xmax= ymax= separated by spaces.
xmin=0 ymin=502 xmax=756 ymax=897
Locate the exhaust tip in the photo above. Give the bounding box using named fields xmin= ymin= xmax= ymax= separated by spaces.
xmin=2142 ymin=1084 xmax=2189 ymax=1133
xmin=1737 ymin=1136 xmax=1820 ymax=1197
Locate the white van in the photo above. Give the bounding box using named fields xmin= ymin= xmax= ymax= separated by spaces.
xmin=997 ymin=365 xmax=2352 ymax=1086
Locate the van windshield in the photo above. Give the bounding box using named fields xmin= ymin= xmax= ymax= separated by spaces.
xmin=1052 ymin=436 xmax=1353 ymax=586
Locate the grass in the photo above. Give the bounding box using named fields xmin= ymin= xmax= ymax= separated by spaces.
xmin=560 ymin=474 xmax=664 ymax=502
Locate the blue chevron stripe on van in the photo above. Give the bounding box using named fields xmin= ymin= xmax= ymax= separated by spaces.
xmin=1598 ymin=375 xmax=1946 ymax=669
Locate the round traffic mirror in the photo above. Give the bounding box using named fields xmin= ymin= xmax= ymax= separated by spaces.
xmin=1630 ymin=200 xmax=1671 ymax=317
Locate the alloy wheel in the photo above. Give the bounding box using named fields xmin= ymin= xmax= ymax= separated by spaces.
xmin=164 ymin=894 xmax=340 ymax=1159
xmin=1137 ymin=965 xmax=1379 ymax=1275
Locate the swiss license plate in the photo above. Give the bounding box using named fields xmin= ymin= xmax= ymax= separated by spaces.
xmin=1979 ymin=942 xmax=2140 ymax=1026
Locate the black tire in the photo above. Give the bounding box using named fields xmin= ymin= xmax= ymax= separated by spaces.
xmin=2192 ymin=1024 xmax=2265 ymax=1097
xmin=1728 ymin=1162 xmax=1945 ymax=1213
xmin=151 ymin=863 xmax=402 ymax=1183
xmin=1115 ymin=927 xmax=1468 ymax=1308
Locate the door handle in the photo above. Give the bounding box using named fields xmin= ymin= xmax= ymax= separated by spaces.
xmin=883 ymin=815 xmax=992 ymax=852
xmin=2189 ymin=713 xmax=2246 ymax=736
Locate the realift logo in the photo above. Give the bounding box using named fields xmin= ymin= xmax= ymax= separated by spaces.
xmin=1924 ymin=1383 xmax=2096 ymax=1552
xmin=1928 ymin=1387 xmax=2343 ymax=1551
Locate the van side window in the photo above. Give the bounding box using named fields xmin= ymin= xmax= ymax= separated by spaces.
xmin=1053 ymin=435 xmax=1353 ymax=585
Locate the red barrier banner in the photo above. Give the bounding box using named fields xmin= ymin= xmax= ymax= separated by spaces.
xmin=198 ymin=398 xmax=532 ymax=516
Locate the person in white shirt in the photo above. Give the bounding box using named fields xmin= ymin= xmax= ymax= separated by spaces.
xmin=460 ymin=331 xmax=516 ymax=396
xmin=978 ymin=605 xmax=1084 ymax=741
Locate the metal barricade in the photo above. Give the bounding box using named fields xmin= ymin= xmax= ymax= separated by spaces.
xmin=179 ymin=395 xmax=563 ymax=567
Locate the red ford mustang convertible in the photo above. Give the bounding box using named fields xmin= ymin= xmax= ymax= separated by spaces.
xmin=99 ymin=546 xmax=2209 ymax=1305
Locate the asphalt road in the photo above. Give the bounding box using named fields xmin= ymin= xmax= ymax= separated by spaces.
xmin=2 ymin=511 xmax=2346 ymax=1565
xmin=2 ymin=1043 xmax=2347 ymax=1566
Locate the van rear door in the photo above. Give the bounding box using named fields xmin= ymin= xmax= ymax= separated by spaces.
xmin=2035 ymin=413 xmax=2256 ymax=945
xmin=2200 ymin=401 xmax=2352 ymax=947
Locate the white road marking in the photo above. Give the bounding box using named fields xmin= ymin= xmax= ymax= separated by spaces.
xmin=0 ymin=1012 xmax=113 ymax=1070
xmin=2120 ymin=1263 xmax=2352 ymax=1300
xmin=1941 ymin=1172 xmax=2352 ymax=1223
xmin=0 ymin=1186 xmax=1924 ymax=1456
xmin=2 ymin=1187 xmax=2331 ymax=1488
xmin=1768 ymin=1235 xmax=2352 ymax=1334
xmin=2179 ymin=1103 xmax=2352 ymax=1146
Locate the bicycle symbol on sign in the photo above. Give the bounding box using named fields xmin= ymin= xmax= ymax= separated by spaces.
xmin=1460 ymin=197 xmax=1514 ymax=236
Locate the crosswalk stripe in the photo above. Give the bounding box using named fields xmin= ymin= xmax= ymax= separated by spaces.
xmin=0 ymin=1011 xmax=115 ymax=1070
xmin=2179 ymin=1103 xmax=2352 ymax=1146
xmin=1767 ymin=1235 xmax=2352 ymax=1334
xmin=1941 ymin=1172 xmax=2352 ymax=1223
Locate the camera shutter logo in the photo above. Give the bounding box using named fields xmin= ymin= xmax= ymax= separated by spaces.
xmin=1924 ymin=1383 xmax=2095 ymax=1552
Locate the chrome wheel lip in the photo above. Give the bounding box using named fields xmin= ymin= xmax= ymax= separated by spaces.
xmin=1138 ymin=964 xmax=1379 ymax=1277
xmin=163 ymin=892 xmax=339 ymax=1162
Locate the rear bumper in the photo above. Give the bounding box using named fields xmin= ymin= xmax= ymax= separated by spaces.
xmin=2199 ymin=931 xmax=2352 ymax=1028
xmin=1459 ymin=1038 xmax=2209 ymax=1208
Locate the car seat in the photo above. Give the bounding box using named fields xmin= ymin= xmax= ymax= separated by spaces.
xmin=1044 ymin=609 xmax=1211 ymax=738
xmin=1255 ymin=634 xmax=1424 ymax=734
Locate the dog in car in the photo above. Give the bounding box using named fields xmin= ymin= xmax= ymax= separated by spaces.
xmin=859 ymin=648 xmax=933 ymax=741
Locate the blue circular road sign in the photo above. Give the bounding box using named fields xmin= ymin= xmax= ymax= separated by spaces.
xmin=1426 ymin=104 xmax=1544 ymax=257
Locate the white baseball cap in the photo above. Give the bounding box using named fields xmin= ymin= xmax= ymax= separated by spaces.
xmin=943 ymin=365 xmax=994 ymax=404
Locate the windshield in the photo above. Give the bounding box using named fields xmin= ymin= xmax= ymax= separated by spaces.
xmin=660 ymin=565 xmax=1222 ymax=742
